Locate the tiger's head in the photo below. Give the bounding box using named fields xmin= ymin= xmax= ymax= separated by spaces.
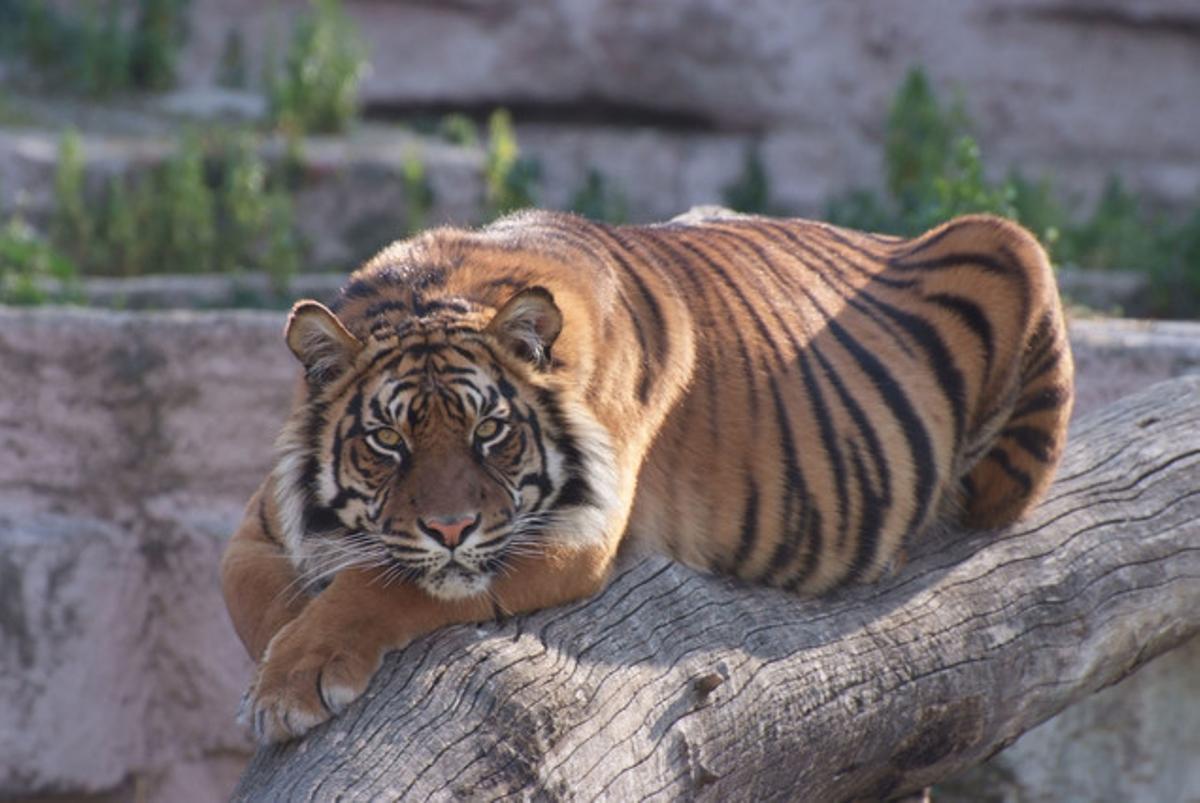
xmin=272 ymin=286 xmax=617 ymax=601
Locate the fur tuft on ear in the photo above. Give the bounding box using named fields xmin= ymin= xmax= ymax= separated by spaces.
xmin=285 ymin=300 xmax=363 ymax=384
xmin=485 ymin=287 xmax=563 ymax=369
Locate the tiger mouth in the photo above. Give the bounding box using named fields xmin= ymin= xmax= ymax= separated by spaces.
xmin=420 ymin=562 xmax=495 ymax=599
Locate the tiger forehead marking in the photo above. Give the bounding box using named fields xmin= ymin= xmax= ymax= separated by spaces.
xmin=360 ymin=340 xmax=508 ymax=433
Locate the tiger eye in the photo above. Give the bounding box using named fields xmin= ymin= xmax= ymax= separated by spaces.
xmin=373 ymin=427 xmax=401 ymax=447
xmin=475 ymin=419 xmax=500 ymax=440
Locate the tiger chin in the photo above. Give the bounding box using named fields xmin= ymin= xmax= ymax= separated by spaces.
xmin=222 ymin=208 xmax=1074 ymax=744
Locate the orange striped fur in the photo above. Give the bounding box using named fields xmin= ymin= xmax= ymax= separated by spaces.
xmin=222 ymin=209 xmax=1073 ymax=742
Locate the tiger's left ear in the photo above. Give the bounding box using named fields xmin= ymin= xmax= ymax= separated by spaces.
xmin=485 ymin=286 xmax=563 ymax=369
xmin=285 ymin=300 xmax=364 ymax=384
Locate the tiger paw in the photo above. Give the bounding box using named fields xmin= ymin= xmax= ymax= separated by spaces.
xmin=240 ymin=624 xmax=383 ymax=744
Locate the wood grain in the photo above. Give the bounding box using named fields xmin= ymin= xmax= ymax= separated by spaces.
xmin=234 ymin=375 xmax=1200 ymax=802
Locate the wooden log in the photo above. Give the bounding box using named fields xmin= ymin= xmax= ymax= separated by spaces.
xmin=233 ymin=375 xmax=1200 ymax=802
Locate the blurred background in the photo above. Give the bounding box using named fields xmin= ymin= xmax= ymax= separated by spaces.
xmin=0 ymin=1 xmax=1197 ymax=801
xmin=1 ymin=0 xmax=1198 ymax=315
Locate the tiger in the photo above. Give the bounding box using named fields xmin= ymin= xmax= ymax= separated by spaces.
xmin=221 ymin=207 xmax=1074 ymax=743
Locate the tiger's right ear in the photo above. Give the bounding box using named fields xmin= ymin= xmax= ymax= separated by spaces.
xmin=285 ymin=300 xmax=363 ymax=384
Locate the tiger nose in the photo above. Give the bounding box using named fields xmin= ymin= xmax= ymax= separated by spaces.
xmin=418 ymin=513 xmax=480 ymax=548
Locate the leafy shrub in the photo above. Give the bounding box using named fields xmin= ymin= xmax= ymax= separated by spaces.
xmin=401 ymin=148 xmax=435 ymax=234
xmin=0 ymin=0 xmax=188 ymax=95
xmin=0 ymin=215 xmax=79 ymax=305
xmin=44 ymin=130 xmax=303 ymax=287
xmin=268 ymin=0 xmax=368 ymax=134
xmin=439 ymin=114 xmax=479 ymax=148
xmin=828 ymin=68 xmax=1014 ymax=235
xmin=217 ymin=27 xmax=248 ymax=89
xmin=155 ymin=132 xmax=218 ymax=273
xmin=50 ymin=130 xmax=93 ymax=265
xmin=128 ymin=0 xmax=189 ymax=91
xmin=483 ymin=109 xmax=540 ymax=219
xmin=570 ymin=169 xmax=627 ymax=224
xmin=722 ymin=146 xmax=771 ymax=215
xmin=826 ymin=66 xmax=1200 ymax=317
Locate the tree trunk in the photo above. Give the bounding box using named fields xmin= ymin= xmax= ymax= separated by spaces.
xmin=233 ymin=376 xmax=1200 ymax=802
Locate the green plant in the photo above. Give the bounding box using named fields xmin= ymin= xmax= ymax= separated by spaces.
xmin=0 ymin=215 xmax=79 ymax=305
xmin=924 ymin=136 xmax=1017 ymax=224
xmin=217 ymin=27 xmax=248 ymax=89
xmin=262 ymin=193 xmax=301 ymax=293
xmin=722 ymin=146 xmax=770 ymax=215
xmin=570 ymin=169 xmax=627 ymax=224
xmin=439 ymin=114 xmax=479 ymax=147
xmin=99 ymin=178 xmax=143 ymax=277
xmin=0 ymin=0 xmax=187 ymax=94
xmin=826 ymin=67 xmax=1023 ymax=236
xmin=268 ymin=0 xmax=368 ymax=134
xmin=401 ymin=148 xmax=435 ymax=234
xmin=80 ymin=1 xmax=129 ymax=97
xmin=1007 ymin=170 xmax=1066 ymax=253
xmin=155 ymin=132 xmax=217 ymax=273
xmin=884 ymin=68 xmax=967 ymax=220
xmin=50 ymin=130 xmax=93 ymax=266
xmin=129 ymin=0 xmax=188 ymax=91
xmin=217 ymin=134 xmax=270 ymax=272
xmin=825 ymin=65 xmax=1200 ymax=318
xmin=483 ymin=109 xmax=540 ymax=219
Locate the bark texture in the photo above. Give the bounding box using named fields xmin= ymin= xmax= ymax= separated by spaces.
xmin=235 ymin=376 xmax=1200 ymax=802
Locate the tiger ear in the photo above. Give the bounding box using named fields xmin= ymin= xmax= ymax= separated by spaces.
xmin=285 ymin=300 xmax=364 ymax=384
xmin=485 ymin=287 xmax=563 ymax=369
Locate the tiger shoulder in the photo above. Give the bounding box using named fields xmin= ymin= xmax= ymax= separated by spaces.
xmin=222 ymin=209 xmax=1073 ymax=742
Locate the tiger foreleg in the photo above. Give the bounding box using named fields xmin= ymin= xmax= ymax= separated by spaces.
xmin=242 ymin=541 xmax=616 ymax=744
xmin=221 ymin=486 xmax=311 ymax=662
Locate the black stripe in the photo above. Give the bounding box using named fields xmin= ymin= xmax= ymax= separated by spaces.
xmin=760 ymin=377 xmax=820 ymax=586
xmin=984 ymin=447 xmax=1033 ymax=494
xmin=550 ymin=220 xmax=669 ymax=403
xmin=892 ymin=217 xmax=980 ymax=261
xmin=775 ymin=227 xmax=968 ymax=449
xmin=855 ymin=292 xmax=967 ymax=447
xmin=729 ymin=476 xmax=760 ymax=575
xmin=710 ymin=221 xmax=932 ymax=550
xmin=795 ymin=223 xmax=919 ymax=289
xmin=665 ymin=234 xmax=788 ymax=370
xmin=1001 ymin=425 xmax=1055 ymax=463
xmin=798 ymin=350 xmax=847 ymax=548
xmin=925 ymin=292 xmax=996 ymax=376
xmin=810 ymin=345 xmax=891 ymax=583
xmin=738 ymin=222 xmax=917 ymax=361
xmin=698 ymin=221 xmax=924 ymax=580
xmin=332 ymin=277 xmax=380 ymax=310
xmin=364 ymin=299 xmax=412 ymax=320
xmin=257 ymin=495 xmax=280 ymax=545
xmin=890 ymin=250 xmax=1022 ymax=278
xmin=631 ymin=227 xmax=760 ymax=418
xmin=844 ymin=439 xmax=885 ymax=582
xmin=533 ymin=387 xmax=595 ymax=512
xmin=616 ymin=289 xmax=654 ymax=403
xmin=1011 ymin=385 xmax=1070 ymax=420
xmin=826 ymin=314 xmax=938 ymax=537
xmin=1023 ymin=345 xmax=1065 ymax=384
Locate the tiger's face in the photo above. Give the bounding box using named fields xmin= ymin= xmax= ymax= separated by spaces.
xmin=316 ymin=339 xmax=562 ymax=599
xmin=274 ymin=287 xmax=612 ymax=601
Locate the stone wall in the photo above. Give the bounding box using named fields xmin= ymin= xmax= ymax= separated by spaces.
xmin=175 ymin=0 xmax=1200 ymax=215
xmin=1 ymin=309 xmax=1199 ymax=802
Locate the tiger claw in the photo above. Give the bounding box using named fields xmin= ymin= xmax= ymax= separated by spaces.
xmin=240 ymin=630 xmax=382 ymax=744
